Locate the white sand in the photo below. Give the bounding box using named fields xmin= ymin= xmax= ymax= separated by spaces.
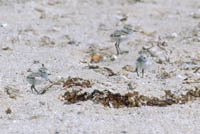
xmin=0 ymin=0 xmax=200 ymax=133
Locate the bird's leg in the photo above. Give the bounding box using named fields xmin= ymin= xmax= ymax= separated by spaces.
xmin=32 ymin=85 xmax=40 ymax=94
xmin=136 ymin=68 xmax=139 ymax=77
xmin=31 ymin=85 xmax=34 ymax=93
xmin=142 ymin=69 xmax=144 ymax=78
xmin=117 ymin=41 xmax=121 ymax=54
xmin=47 ymin=78 xmax=53 ymax=83
xmin=115 ymin=41 xmax=120 ymax=55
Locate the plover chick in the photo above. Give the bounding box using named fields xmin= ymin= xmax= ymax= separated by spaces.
xmin=136 ymin=55 xmax=149 ymax=77
xmin=26 ymin=64 xmax=50 ymax=94
xmin=110 ymin=24 xmax=136 ymax=55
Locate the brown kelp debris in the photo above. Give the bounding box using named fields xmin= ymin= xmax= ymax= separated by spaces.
xmin=5 ymin=108 xmax=12 ymax=114
xmin=61 ymin=87 xmax=200 ymax=108
xmin=63 ymin=89 xmax=89 ymax=104
xmin=63 ymin=77 xmax=91 ymax=88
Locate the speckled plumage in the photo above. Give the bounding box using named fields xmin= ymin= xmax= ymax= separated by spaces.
xmin=110 ymin=24 xmax=136 ymax=55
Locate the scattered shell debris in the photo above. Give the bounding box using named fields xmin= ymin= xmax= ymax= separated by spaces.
xmin=86 ymin=65 xmax=117 ymax=76
xmin=122 ymin=65 xmax=135 ymax=72
xmin=180 ymin=23 xmax=200 ymax=43
xmin=183 ymin=78 xmax=200 ymax=84
xmin=128 ymin=81 xmax=137 ymax=90
xmin=4 ymin=86 xmax=20 ymax=99
xmin=84 ymin=44 xmax=117 ymax=63
xmin=40 ymin=36 xmax=56 ymax=46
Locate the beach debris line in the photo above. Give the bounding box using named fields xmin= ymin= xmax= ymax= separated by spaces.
xmin=60 ymin=87 xmax=200 ymax=108
xmin=63 ymin=77 xmax=92 ymax=88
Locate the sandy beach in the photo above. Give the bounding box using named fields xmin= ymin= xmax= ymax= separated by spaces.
xmin=0 ymin=0 xmax=200 ymax=133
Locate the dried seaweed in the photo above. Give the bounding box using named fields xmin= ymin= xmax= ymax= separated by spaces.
xmin=63 ymin=89 xmax=89 ymax=104
xmin=63 ymin=77 xmax=91 ymax=88
xmin=5 ymin=108 xmax=12 ymax=114
xmin=60 ymin=86 xmax=200 ymax=108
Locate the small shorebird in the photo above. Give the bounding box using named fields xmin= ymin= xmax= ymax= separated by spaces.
xmin=26 ymin=64 xmax=50 ymax=94
xmin=136 ymin=54 xmax=149 ymax=77
xmin=110 ymin=24 xmax=136 ymax=55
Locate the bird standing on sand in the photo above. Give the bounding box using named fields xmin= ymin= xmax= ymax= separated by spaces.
xmin=26 ymin=64 xmax=50 ymax=94
xmin=136 ymin=54 xmax=149 ymax=77
xmin=110 ymin=24 xmax=136 ymax=55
